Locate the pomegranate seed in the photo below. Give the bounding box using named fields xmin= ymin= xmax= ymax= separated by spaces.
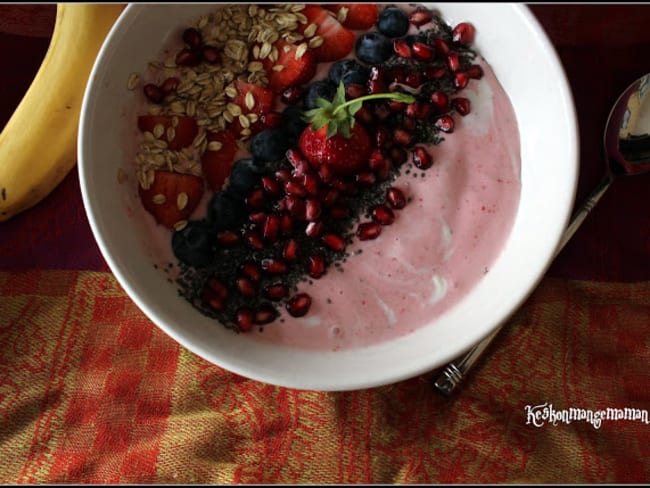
xmin=201 ymin=45 xmax=220 ymax=64
xmin=245 ymin=189 xmax=266 ymax=210
xmin=374 ymin=127 xmax=390 ymax=148
xmin=389 ymin=147 xmax=408 ymax=166
xmin=235 ymin=307 xmax=254 ymax=332
xmin=236 ymin=277 xmax=256 ymax=298
xmin=435 ymin=115 xmax=455 ymax=133
xmin=405 ymin=70 xmax=423 ymax=88
xmin=182 ymin=27 xmax=203 ymax=49
xmin=241 ymin=262 xmax=262 ymax=282
xmin=454 ymin=72 xmax=469 ymax=90
xmin=412 ymin=42 xmax=434 ymax=61
xmin=262 ymin=214 xmax=281 ymax=242
xmin=389 ymin=100 xmax=407 ymax=113
xmin=161 ymin=77 xmax=180 ymax=94
xmin=367 ymin=79 xmax=386 ymax=95
xmin=386 ymin=187 xmax=407 ymax=209
xmin=322 ymin=233 xmax=346 ymax=252
xmin=409 ymin=8 xmax=432 ymax=26
xmin=465 ymin=64 xmax=484 ymax=80
xmin=369 ymin=65 xmax=385 ymax=81
xmin=308 ymin=255 xmax=326 ymax=279
xmin=305 ymin=198 xmax=322 ymax=221
xmin=284 ymin=195 xmax=306 ymax=220
xmin=369 ymin=149 xmax=385 ymax=169
xmin=254 ymin=303 xmax=278 ymax=325
xmin=388 ymin=65 xmax=407 ymax=84
xmin=452 ymin=22 xmax=475 ymax=46
xmin=286 ymin=148 xmax=310 ymax=172
xmin=345 ymin=83 xmax=366 ymax=99
xmin=286 ymin=293 xmax=312 ymax=318
xmin=249 ymin=211 xmax=267 ymax=224
xmin=373 ymin=158 xmax=391 ymax=181
xmin=329 ymin=205 xmax=349 ymax=219
xmin=204 ymin=294 xmax=225 ymax=312
xmin=320 ymin=188 xmax=339 ymax=207
xmin=280 ymin=214 xmax=293 ymax=236
xmin=430 ymin=91 xmax=450 ymax=113
xmin=393 ymin=128 xmax=413 ymax=147
xmin=302 ymin=172 xmax=321 ymax=196
xmin=340 ymin=181 xmax=359 ymax=197
xmin=143 ymin=83 xmax=164 ymax=104
xmin=355 ymin=172 xmax=376 ymax=187
xmin=260 ymin=112 xmax=283 ymax=129
xmin=371 ymin=204 xmax=395 ymax=225
xmin=373 ymin=102 xmax=391 ymax=121
xmin=283 ymin=238 xmax=299 ymax=262
xmin=357 ymin=221 xmax=382 ymax=241
xmin=245 ymin=230 xmax=265 ymax=250
xmin=261 ymin=258 xmax=287 ymax=275
xmin=261 ymin=176 xmax=282 ymax=196
xmin=281 ymin=86 xmax=304 ymax=105
xmin=452 ymin=97 xmax=471 ymax=116
xmin=175 ymin=48 xmax=201 ymax=67
xmin=423 ymin=65 xmax=447 ymax=80
xmin=446 ymin=52 xmax=461 ymax=72
xmin=433 ymin=38 xmax=450 ymax=55
xmin=402 ymin=116 xmax=416 ymax=132
xmin=412 ymin=146 xmax=433 ymax=169
xmin=206 ymin=277 xmax=228 ymax=300
xmin=217 ymin=230 xmax=242 ymax=247
xmin=406 ymin=101 xmax=431 ymax=121
xmin=393 ymin=38 xmax=412 ymax=58
xmin=264 ymin=283 xmax=288 ymax=301
xmin=274 ymin=168 xmax=291 ymax=184
xmin=305 ymin=221 xmax=325 ymax=238
xmin=318 ymin=164 xmax=333 ymax=183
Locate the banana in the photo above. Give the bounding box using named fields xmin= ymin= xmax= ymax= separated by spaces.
xmin=0 ymin=3 xmax=125 ymax=222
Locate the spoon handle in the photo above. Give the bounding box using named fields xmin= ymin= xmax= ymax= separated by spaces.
xmin=433 ymin=174 xmax=614 ymax=396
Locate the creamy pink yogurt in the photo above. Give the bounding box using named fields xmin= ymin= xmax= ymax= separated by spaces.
xmin=251 ymin=58 xmax=521 ymax=351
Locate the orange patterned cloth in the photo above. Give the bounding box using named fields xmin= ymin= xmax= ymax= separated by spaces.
xmin=1 ymin=270 xmax=649 ymax=484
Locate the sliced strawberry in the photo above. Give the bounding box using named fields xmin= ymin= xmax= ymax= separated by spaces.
xmin=139 ymin=170 xmax=204 ymax=229
xmin=137 ymin=115 xmax=198 ymax=150
xmin=201 ymin=130 xmax=238 ymax=191
xmin=232 ymin=79 xmax=274 ymax=116
xmin=265 ymin=40 xmax=317 ymax=93
xmin=325 ymin=4 xmax=379 ymax=30
xmin=300 ymin=5 xmax=355 ymax=62
xmin=298 ymin=123 xmax=371 ymax=176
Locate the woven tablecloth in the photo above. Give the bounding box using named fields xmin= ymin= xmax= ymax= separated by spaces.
xmin=1 ymin=4 xmax=650 ymax=484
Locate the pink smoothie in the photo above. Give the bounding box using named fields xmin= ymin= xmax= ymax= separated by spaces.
xmin=251 ymin=58 xmax=521 ymax=351
xmin=123 ymin=6 xmax=521 ymax=352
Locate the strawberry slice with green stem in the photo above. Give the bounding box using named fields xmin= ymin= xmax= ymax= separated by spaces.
xmin=299 ymin=5 xmax=355 ymax=63
xmin=137 ymin=115 xmax=198 ymax=150
xmin=139 ymin=170 xmax=204 ymax=229
xmin=298 ymin=83 xmax=415 ymax=176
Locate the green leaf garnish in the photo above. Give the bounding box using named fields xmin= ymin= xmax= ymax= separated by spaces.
xmin=303 ymin=81 xmax=416 ymax=139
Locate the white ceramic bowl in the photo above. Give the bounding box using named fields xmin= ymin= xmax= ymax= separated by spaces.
xmin=78 ymin=3 xmax=578 ymax=391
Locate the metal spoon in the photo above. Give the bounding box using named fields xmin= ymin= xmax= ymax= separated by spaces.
xmin=433 ymin=73 xmax=650 ymax=396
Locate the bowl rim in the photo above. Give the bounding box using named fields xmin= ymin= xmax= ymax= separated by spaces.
xmin=78 ymin=2 xmax=579 ymax=391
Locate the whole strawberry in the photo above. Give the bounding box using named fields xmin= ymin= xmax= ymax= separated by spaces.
xmin=298 ymin=83 xmax=414 ymax=176
xmin=299 ymin=122 xmax=371 ymax=176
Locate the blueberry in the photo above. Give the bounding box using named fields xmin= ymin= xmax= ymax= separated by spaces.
xmin=206 ymin=191 xmax=247 ymax=231
xmin=250 ymin=128 xmax=290 ymax=162
xmin=377 ymin=6 xmax=409 ymax=38
xmin=328 ymin=60 xmax=369 ymax=87
xmin=281 ymin=105 xmax=308 ymax=141
xmin=355 ymin=32 xmax=393 ymax=65
xmin=304 ymin=80 xmax=337 ymax=110
xmin=171 ymin=220 xmax=215 ymax=267
xmin=227 ymin=158 xmax=265 ymax=199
